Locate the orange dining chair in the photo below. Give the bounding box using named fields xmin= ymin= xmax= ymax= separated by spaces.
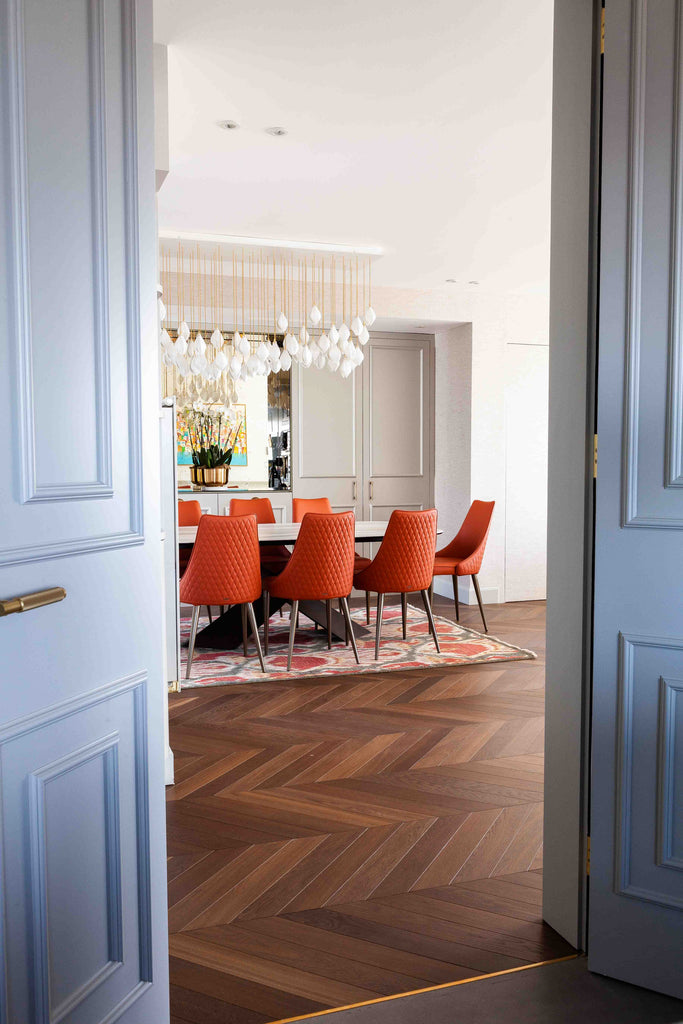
xmin=229 ymin=496 xmax=291 ymax=576
xmin=179 ymin=514 xmax=265 ymax=678
xmin=263 ymin=512 xmax=359 ymax=671
xmin=432 ymin=500 xmax=495 ymax=632
xmin=178 ymin=498 xmax=202 ymax=527
xmin=353 ymin=509 xmax=440 ymax=660
xmin=292 ymin=497 xmax=332 ymax=521
xmin=293 ymin=497 xmax=368 ymax=623
xmin=295 ymin=496 xmax=374 ymax=602
xmin=178 ymin=499 xmax=215 ymax=621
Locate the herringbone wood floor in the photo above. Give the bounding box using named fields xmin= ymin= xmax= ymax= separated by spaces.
xmin=168 ymin=598 xmax=573 ymax=1024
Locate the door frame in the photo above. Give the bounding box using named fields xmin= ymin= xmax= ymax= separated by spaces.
xmin=152 ymin=0 xmax=599 ymax=978
xmin=543 ymin=0 xmax=601 ymax=949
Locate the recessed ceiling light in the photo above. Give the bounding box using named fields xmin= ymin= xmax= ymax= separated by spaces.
xmin=265 ymin=126 xmax=288 ymax=137
xmin=217 ymin=120 xmax=240 ymax=130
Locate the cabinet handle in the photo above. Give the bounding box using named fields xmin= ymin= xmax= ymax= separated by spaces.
xmin=0 ymin=586 xmax=66 ymax=618
xmin=369 ymin=481 xmax=374 ymax=501
xmin=352 ymin=481 xmax=357 ymax=500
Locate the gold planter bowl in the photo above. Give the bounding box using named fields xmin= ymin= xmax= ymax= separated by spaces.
xmin=199 ymin=466 xmax=229 ymax=487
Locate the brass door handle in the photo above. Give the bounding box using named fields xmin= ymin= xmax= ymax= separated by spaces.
xmin=369 ymin=481 xmax=374 ymax=501
xmin=352 ymin=480 xmax=357 ymax=500
xmin=0 ymin=587 xmax=66 ymax=617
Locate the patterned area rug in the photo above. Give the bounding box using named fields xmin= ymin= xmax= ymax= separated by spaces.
xmin=180 ymin=603 xmax=536 ymax=688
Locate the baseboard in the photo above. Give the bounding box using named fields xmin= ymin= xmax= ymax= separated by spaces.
xmin=432 ymin=578 xmax=502 ymax=606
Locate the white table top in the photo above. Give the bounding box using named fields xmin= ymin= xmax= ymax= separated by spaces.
xmin=178 ymin=520 xmax=442 ymax=546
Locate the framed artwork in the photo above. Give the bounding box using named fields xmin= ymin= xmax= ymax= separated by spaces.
xmin=176 ymin=405 xmax=248 ymax=467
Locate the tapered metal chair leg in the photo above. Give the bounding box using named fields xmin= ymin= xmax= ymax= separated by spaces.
xmin=240 ymin=603 xmax=248 ymax=656
xmin=401 ymin=593 xmax=408 ymax=639
xmin=263 ymin=591 xmax=270 ymax=655
xmin=247 ymin=602 xmax=266 ymax=673
xmin=185 ymin=605 xmax=200 ymax=679
xmin=339 ymin=599 xmax=349 ymax=644
xmin=220 ymin=605 xmax=225 ymax=616
xmin=452 ymin=574 xmax=460 ymax=621
xmin=420 ymin=589 xmax=441 ymax=653
xmin=375 ymin=593 xmax=385 ymax=660
xmin=472 ymin=574 xmax=488 ymax=632
xmin=207 ymin=605 xmax=213 ymax=624
xmin=287 ymin=600 xmax=299 ymax=672
xmin=341 ymin=597 xmax=360 ymax=665
xmin=366 ymin=591 xmax=371 ymax=624
xmin=326 ymin=599 xmax=333 ymax=649
xmin=429 ymin=580 xmax=434 ymax=605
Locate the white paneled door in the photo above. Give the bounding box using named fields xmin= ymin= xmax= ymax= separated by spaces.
xmin=0 ymin=0 xmax=169 ymax=1021
xmin=364 ymin=334 xmax=434 ymax=532
xmin=292 ymin=333 xmax=434 ymax=542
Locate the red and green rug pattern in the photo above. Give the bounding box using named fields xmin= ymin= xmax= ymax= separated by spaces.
xmin=179 ymin=603 xmax=535 ymax=687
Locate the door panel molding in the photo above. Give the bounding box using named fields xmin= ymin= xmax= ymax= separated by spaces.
xmin=28 ymin=734 xmax=123 ymax=1024
xmin=666 ymin=3 xmax=683 ymax=487
xmin=295 ymin=361 xmax=358 ymax=479
xmin=0 ymin=672 xmax=153 ymax=1024
xmin=657 ymin=676 xmax=683 ymax=870
xmin=615 ymin=633 xmax=683 ymax=910
xmin=622 ymin=0 xmax=683 ymax=527
xmin=7 ymin=0 xmax=112 ymax=505
xmin=0 ymin=0 xmax=144 ymax=565
xmin=368 ymin=344 xmax=424 ymax=478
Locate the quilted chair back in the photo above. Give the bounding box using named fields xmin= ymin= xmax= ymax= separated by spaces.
xmin=358 ymin=509 xmax=438 ymax=594
xmin=268 ymin=512 xmax=355 ymax=601
xmin=179 ymin=514 xmax=262 ymax=607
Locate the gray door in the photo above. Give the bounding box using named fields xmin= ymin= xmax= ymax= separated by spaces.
xmin=590 ymin=0 xmax=683 ymax=997
xmin=0 ymin=0 xmax=169 ymax=1020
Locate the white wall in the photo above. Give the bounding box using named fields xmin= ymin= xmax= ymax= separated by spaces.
xmin=434 ymin=325 xmax=473 ymax=600
xmin=429 ymin=291 xmax=550 ymax=605
xmin=504 ymin=343 xmax=549 ymax=601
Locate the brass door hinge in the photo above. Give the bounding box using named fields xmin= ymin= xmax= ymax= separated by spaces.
xmin=593 ymin=434 xmax=598 ymax=478
xmin=586 ymin=836 xmax=591 ymax=875
xmin=168 ymin=679 xmax=181 ymax=694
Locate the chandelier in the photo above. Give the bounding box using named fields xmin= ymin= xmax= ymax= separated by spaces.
xmin=159 ymin=242 xmax=377 ymax=409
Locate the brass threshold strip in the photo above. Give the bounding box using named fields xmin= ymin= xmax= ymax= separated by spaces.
xmin=271 ymin=954 xmax=579 ymax=1024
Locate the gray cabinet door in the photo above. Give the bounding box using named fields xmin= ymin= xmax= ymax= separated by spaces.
xmin=590 ymin=0 xmax=683 ymax=997
xmin=363 ymin=333 xmax=435 ymax=554
xmin=291 ymin=354 xmax=363 ymax=515
xmin=0 ymin=0 xmax=169 ymax=1020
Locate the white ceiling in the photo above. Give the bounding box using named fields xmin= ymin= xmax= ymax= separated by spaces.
xmin=154 ymin=0 xmax=553 ymax=295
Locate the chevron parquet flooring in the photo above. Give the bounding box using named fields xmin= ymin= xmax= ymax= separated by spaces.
xmin=168 ymin=598 xmax=573 ymax=1024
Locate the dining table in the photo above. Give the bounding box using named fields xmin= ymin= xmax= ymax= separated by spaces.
xmin=178 ymin=520 xmax=442 ymax=650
